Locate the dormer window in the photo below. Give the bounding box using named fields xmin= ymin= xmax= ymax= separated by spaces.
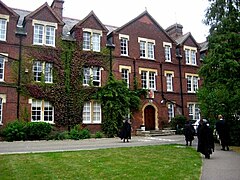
xmin=163 ymin=42 xmax=172 ymax=62
xmin=0 ymin=14 xmax=9 ymax=41
xmin=184 ymin=46 xmax=197 ymax=65
xmin=119 ymin=34 xmax=129 ymax=56
xmin=82 ymin=28 xmax=102 ymax=52
xmin=32 ymin=20 xmax=57 ymax=47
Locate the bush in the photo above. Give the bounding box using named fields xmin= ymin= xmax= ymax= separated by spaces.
xmin=69 ymin=125 xmax=90 ymax=140
xmin=51 ymin=131 xmax=69 ymax=140
xmin=25 ymin=122 xmax=52 ymax=140
xmin=94 ymin=131 xmax=104 ymax=138
xmin=2 ymin=120 xmax=27 ymax=141
xmin=170 ymin=115 xmax=187 ymax=134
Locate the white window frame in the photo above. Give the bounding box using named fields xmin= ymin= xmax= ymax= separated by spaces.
xmin=0 ymin=14 xmax=9 ymax=41
xmin=163 ymin=42 xmax=172 ymax=62
xmin=119 ymin=65 xmax=131 ymax=88
xmin=164 ymin=71 xmax=174 ymax=92
xmin=184 ymin=46 xmax=197 ymax=65
xmin=0 ymin=53 xmax=7 ymax=82
xmin=188 ymin=103 xmax=200 ymax=121
xmin=32 ymin=20 xmax=57 ymax=47
xmin=168 ymin=103 xmax=174 ymax=121
xmin=82 ymin=28 xmax=102 ymax=52
xmin=0 ymin=94 xmax=6 ymax=125
xmin=138 ymin=37 xmax=155 ymax=60
xmin=83 ymin=101 xmax=102 ymax=124
xmin=29 ymin=99 xmax=54 ymax=123
xmin=33 ymin=61 xmax=53 ymax=83
xmin=185 ymin=73 xmax=199 ymax=93
xmin=119 ymin=34 xmax=129 ymax=56
xmin=139 ymin=68 xmax=157 ymax=90
xmin=83 ymin=66 xmax=102 ymax=87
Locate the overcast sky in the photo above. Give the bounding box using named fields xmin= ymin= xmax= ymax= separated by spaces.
xmin=3 ymin=0 xmax=210 ymax=42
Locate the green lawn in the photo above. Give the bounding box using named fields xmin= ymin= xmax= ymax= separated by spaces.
xmin=0 ymin=144 xmax=202 ymax=180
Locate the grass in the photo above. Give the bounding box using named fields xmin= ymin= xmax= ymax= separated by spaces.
xmin=0 ymin=144 xmax=202 ymax=180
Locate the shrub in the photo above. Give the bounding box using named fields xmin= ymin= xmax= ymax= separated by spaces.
xmin=25 ymin=122 xmax=52 ymax=140
xmin=2 ymin=120 xmax=27 ymax=141
xmin=69 ymin=125 xmax=90 ymax=140
xmin=170 ymin=115 xmax=187 ymax=134
xmin=53 ymin=131 xmax=69 ymax=140
xmin=94 ymin=131 xmax=104 ymax=138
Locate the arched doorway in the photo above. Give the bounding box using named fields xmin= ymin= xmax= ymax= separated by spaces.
xmin=144 ymin=105 xmax=155 ymax=130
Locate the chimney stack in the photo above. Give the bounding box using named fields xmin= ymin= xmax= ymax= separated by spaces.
xmin=165 ymin=23 xmax=183 ymax=40
xmin=51 ymin=0 xmax=64 ymax=19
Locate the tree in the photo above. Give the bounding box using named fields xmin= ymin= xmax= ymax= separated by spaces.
xmin=197 ymin=0 xmax=240 ymax=145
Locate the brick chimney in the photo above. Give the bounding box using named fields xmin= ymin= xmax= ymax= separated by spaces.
xmin=51 ymin=0 xmax=64 ymax=19
xmin=165 ymin=23 xmax=183 ymax=40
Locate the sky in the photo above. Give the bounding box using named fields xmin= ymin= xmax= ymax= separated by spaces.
xmin=2 ymin=0 xmax=210 ymax=43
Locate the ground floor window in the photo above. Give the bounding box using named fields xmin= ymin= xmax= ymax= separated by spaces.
xmin=0 ymin=98 xmax=2 ymax=124
xmin=31 ymin=99 xmax=54 ymax=123
xmin=168 ymin=103 xmax=174 ymax=121
xmin=83 ymin=101 xmax=101 ymax=124
xmin=188 ymin=103 xmax=200 ymax=121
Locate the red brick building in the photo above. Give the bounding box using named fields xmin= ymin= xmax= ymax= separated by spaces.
xmin=0 ymin=0 xmax=203 ymax=134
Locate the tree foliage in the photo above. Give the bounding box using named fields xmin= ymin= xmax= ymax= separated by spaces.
xmin=198 ymin=0 xmax=240 ymax=118
xmin=197 ymin=0 xmax=240 ymax=145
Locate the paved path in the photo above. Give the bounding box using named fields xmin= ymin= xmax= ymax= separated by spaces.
xmin=0 ymin=135 xmax=240 ymax=180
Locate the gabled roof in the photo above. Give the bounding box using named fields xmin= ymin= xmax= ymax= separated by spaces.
xmin=70 ymin=11 xmax=108 ymax=33
xmin=113 ymin=10 xmax=175 ymax=43
xmin=175 ymin=32 xmax=200 ymax=48
xmin=0 ymin=0 xmax=19 ymax=19
xmin=199 ymin=41 xmax=208 ymax=52
xmin=23 ymin=2 xmax=64 ymax=26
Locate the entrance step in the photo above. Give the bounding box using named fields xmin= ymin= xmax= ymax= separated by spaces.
xmin=136 ymin=129 xmax=176 ymax=136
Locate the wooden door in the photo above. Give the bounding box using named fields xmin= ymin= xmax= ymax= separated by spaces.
xmin=144 ymin=105 xmax=155 ymax=130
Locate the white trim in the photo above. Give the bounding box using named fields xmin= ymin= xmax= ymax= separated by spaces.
xmin=119 ymin=65 xmax=131 ymax=73
xmin=32 ymin=19 xmax=57 ymax=29
xmin=139 ymin=68 xmax=158 ymax=75
xmin=138 ymin=37 xmax=155 ymax=44
xmin=82 ymin=28 xmax=103 ymax=36
xmin=0 ymin=14 xmax=9 ymax=22
xmin=183 ymin=45 xmax=197 ymax=51
xmin=0 ymin=94 xmax=6 ymax=103
xmin=119 ymin=34 xmax=129 ymax=40
xmin=163 ymin=42 xmax=172 ymax=48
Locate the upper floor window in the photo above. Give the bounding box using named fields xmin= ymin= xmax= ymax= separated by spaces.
xmin=119 ymin=34 xmax=129 ymax=56
xmin=0 ymin=16 xmax=8 ymax=41
xmin=83 ymin=101 xmax=101 ymax=124
xmin=165 ymin=71 xmax=174 ymax=92
xmin=0 ymin=53 xmax=7 ymax=82
xmin=168 ymin=103 xmax=174 ymax=121
xmin=30 ymin=99 xmax=54 ymax=123
xmin=139 ymin=68 xmax=157 ymax=90
xmin=33 ymin=20 xmax=57 ymax=47
xmin=185 ymin=73 xmax=199 ymax=93
xmin=138 ymin=37 xmax=155 ymax=60
xmin=83 ymin=66 xmax=101 ymax=87
xmin=120 ymin=65 xmax=131 ymax=88
xmin=163 ymin=42 xmax=172 ymax=62
xmin=82 ymin=28 xmax=102 ymax=52
xmin=184 ymin=46 xmax=197 ymax=65
xmin=33 ymin=61 xmax=53 ymax=83
xmin=188 ymin=103 xmax=200 ymax=121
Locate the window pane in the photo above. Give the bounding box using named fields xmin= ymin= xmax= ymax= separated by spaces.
xmin=33 ymin=61 xmax=42 ymax=82
xmin=149 ymin=72 xmax=155 ymax=89
xmin=45 ymin=63 xmax=53 ymax=83
xmin=83 ymin=67 xmax=90 ymax=85
xmin=140 ymin=41 xmax=146 ymax=58
xmin=187 ymin=76 xmax=192 ymax=92
xmin=32 ymin=100 xmax=42 ymax=121
xmin=46 ymin=26 xmax=55 ymax=46
xmin=191 ymin=50 xmax=196 ymax=65
xmin=0 ymin=57 xmax=4 ymax=80
xmin=93 ymin=102 xmax=101 ymax=123
xmin=147 ymin=42 xmax=154 ymax=59
xmin=0 ymin=98 xmax=2 ymax=124
xmin=166 ymin=73 xmax=173 ymax=91
xmin=120 ymin=38 xmax=128 ymax=55
xmin=33 ymin=24 xmax=43 ymax=44
xmin=168 ymin=103 xmax=174 ymax=121
xmin=141 ymin=71 xmax=147 ymax=89
xmin=83 ymin=102 xmax=91 ymax=123
xmin=165 ymin=45 xmax=171 ymax=61
xmin=83 ymin=32 xmax=91 ymax=50
xmin=44 ymin=101 xmax=54 ymax=122
xmin=92 ymin=33 xmax=100 ymax=52
xmin=121 ymin=69 xmax=129 ymax=87
xmin=0 ymin=18 xmax=7 ymax=41
xmin=185 ymin=49 xmax=190 ymax=64
xmin=92 ymin=67 xmax=100 ymax=86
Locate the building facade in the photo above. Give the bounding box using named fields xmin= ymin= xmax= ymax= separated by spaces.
xmin=0 ymin=0 xmax=203 ymax=134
